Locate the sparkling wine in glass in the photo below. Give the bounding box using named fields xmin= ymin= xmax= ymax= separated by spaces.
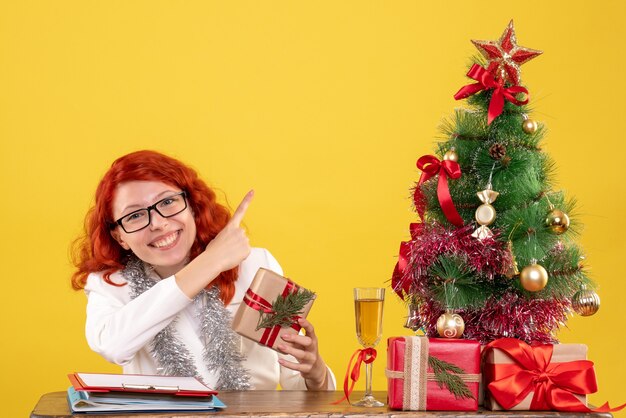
xmin=353 ymin=287 xmax=385 ymax=407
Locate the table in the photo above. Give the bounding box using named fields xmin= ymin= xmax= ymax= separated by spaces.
xmin=31 ymin=390 xmax=612 ymax=418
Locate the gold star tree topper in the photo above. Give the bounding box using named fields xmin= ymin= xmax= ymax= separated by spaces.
xmin=471 ymin=20 xmax=542 ymax=85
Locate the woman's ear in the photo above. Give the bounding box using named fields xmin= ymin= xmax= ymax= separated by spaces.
xmin=111 ymin=229 xmax=130 ymax=250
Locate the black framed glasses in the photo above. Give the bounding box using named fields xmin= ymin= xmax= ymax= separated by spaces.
xmin=110 ymin=191 xmax=188 ymax=233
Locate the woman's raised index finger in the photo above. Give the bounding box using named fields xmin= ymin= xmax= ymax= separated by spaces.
xmin=230 ymin=189 xmax=254 ymax=226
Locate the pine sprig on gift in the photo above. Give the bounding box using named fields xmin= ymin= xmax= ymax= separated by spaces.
xmin=255 ymin=289 xmax=316 ymax=331
xmin=428 ymin=356 xmax=475 ymax=400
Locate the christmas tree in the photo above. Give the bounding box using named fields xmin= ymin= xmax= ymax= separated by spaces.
xmin=391 ymin=20 xmax=600 ymax=344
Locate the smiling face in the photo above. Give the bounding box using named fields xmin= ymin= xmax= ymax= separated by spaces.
xmin=110 ymin=180 xmax=197 ymax=278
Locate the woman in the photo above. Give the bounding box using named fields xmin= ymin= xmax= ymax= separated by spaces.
xmin=71 ymin=150 xmax=334 ymax=391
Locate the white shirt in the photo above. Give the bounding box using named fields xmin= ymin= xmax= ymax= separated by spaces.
xmin=84 ymin=248 xmax=335 ymax=390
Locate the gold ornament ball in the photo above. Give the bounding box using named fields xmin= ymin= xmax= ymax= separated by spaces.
xmin=572 ymin=289 xmax=600 ymax=316
xmin=520 ymin=263 xmax=549 ymax=292
xmin=522 ymin=119 xmax=538 ymax=134
xmin=546 ymin=209 xmax=570 ymax=234
xmin=436 ymin=312 xmax=465 ymax=339
xmin=443 ymin=149 xmax=458 ymax=162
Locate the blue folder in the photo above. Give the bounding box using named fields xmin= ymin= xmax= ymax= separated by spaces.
xmin=67 ymin=386 xmax=226 ymax=413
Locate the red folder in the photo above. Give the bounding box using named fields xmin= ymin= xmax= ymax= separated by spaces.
xmin=68 ymin=372 xmax=217 ymax=397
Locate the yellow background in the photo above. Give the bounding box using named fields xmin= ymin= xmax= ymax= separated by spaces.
xmin=1 ymin=1 xmax=624 ymax=416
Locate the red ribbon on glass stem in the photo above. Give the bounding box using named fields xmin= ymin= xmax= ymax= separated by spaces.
xmin=333 ymin=347 xmax=377 ymax=405
xmin=414 ymin=155 xmax=464 ymax=227
xmin=485 ymin=338 xmax=625 ymax=412
xmin=454 ymin=64 xmax=529 ymax=124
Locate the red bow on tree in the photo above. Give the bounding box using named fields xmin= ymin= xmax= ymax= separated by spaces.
xmin=454 ymin=64 xmax=529 ymax=124
xmin=485 ymin=338 xmax=625 ymax=412
xmin=413 ymin=155 xmax=464 ymax=227
xmin=391 ymin=223 xmax=424 ymax=297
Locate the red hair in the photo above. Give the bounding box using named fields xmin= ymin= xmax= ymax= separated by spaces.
xmin=71 ymin=150 xmax=239 ymax=304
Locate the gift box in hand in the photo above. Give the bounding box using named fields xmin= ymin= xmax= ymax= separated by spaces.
xmin=232 ymin=268 xmax=315 ymax=351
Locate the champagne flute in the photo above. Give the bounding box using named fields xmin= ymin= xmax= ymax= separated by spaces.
xmin=353 ymin=287 xmax=385 ymax=407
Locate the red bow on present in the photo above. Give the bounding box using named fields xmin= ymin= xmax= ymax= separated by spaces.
xmin=413 ymin=155 xmax=464 ymax=227
xmin=454 ymin=64 xmax=529 ymax=124
xmin=485 ymin=338 xmax=625 ymax=412
xmin=332 ymin=347 xmax=377 ymax=405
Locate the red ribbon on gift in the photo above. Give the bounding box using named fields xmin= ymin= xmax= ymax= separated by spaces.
xmin=485 ymin=338 xmax=625 ymax=412
xmin=454 ymin=64 xmax=529 ymax=124
xmin=332 ymin=347 xmax=377 ymax=405
xmin=243 ymin=280 xmax=302 ymax=348
xmin=414 ymin=155 xmax=463 ymax=227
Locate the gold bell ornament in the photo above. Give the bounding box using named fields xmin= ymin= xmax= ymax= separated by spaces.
xmin=403 ymin=303 xmax=422 ymax=332
xmin=436 ymin=310 xmax=465 ymax=339
xmin=520 ymin=260 xmax=549 ymax=292
xmin=571 ymin=287 xmax=600 ymax=316
xmin=504 ymin=241 xmax=520 ymax=279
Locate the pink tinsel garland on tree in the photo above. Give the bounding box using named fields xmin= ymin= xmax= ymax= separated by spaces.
xmin=394 ymin=221 xmax=569 ymax=344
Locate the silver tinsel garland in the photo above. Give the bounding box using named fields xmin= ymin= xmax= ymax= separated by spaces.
xmin=123 ymin=256 xmax=251 ymax=390
xmin=200 ymin=287 xmax=250 ymax=390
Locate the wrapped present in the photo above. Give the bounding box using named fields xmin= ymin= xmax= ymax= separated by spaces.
xmin=386 ymin=336 xmax=481 ymax=411
xmin=484 ymin=338 xmax=594 ymax=411
xmin=232 ymin=268 xmax=315 ymax=351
